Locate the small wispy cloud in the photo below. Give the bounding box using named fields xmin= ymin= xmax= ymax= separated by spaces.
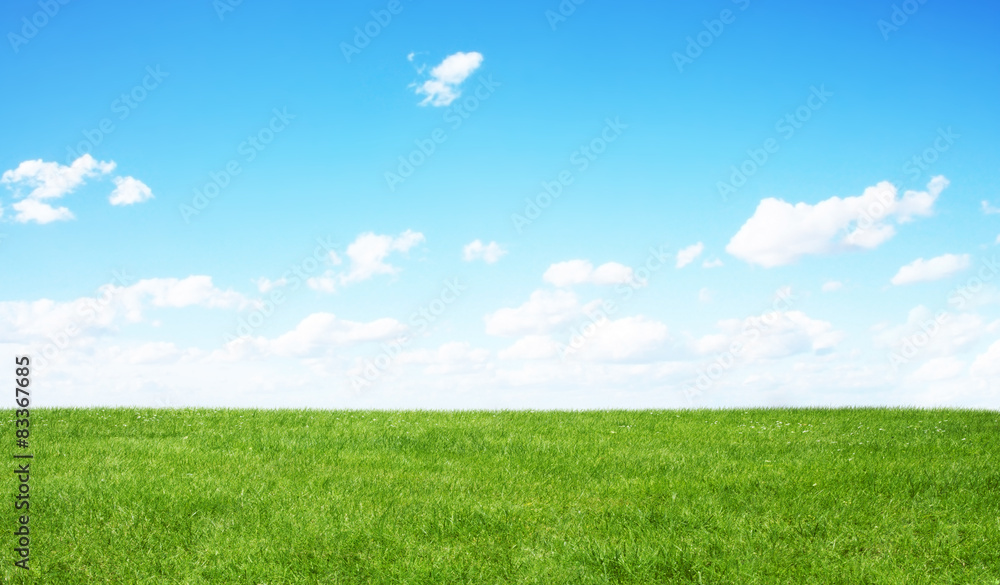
xmin=543 ymin=260 xmax=634 ymax=287
xmin=413 ymin=51 xmax=483 ymax=106
xmin=676 ymin=242 xmax=704 ymax=268
xmin=109 ymin=176 xmax=154 ymax=206
xmin=463 ymin=240 xmax=507 ymax=264
xmin=890 ymin=253 xmax=970 ymax=286
xmin=304 ymin=230 xmax=424 ymax=293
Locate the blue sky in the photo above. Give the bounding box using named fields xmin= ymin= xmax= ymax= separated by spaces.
xmin=1 ymin=0 xmax=999 ymax=408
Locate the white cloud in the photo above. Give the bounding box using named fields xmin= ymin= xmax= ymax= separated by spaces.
xmin=110 ymin=342 xmax=183 ymax=365
xmin=414 ymin=51 xmax=483 ymax=106
xmin=398 ymin=342 xmax=490 ymax=368
xmin=253 ymin=277 xmax=287 ymax=293
xmin=696 ymin=310 xmax=843 ymax=362
xmin=726 ymin=176 xmax=949 ymax=267
xmin=484 ymin=289 xmax=583 ymax=336
xmin=543 ymin=260 xmax=634 ymax=287
xmin=130 ymin=277 xmax=248 ymax=311
xmin=213 ymin=313 xmax=406 ymax=362
xmin=910 ymin=357 xmax=966 ymax=382
xmin=872 ymin=306 xmax=999 ymax=361
xmin=11 ymin=198 xmax=75 ymax=224
xmin=339 ymin=230 xmax=425 ymax=285
xmin=0 ymin=297 xmax=114 ymax=342
xmin=971 ymin=339 xmax=1000 ymax=378
xmin=894 ymin=176 xmax=948 ymax=221
xmin=702 ymin=257 xmax=724 ymax=268
xmin=676 ymin=242 xmax=704 ymax=268
xmin=822 ymin=280 xmax=844 ymax=292
xmin=265 ymin=231 xmax=420 ymax=294
xmin=463 ymin=239 xmax=507 ymax=263
xmin=108 ymin=176 xmax=154 ymax=206
xmin=0 ymin=276 xmax=253 ymax=343
xmin=698 ymin=288 xmax=712 ymax=303
xmin=691 ymin=332 xmax=729 ymax=355
xmin=2 ymin=154 xmax=115 ymax=200
xmin=571 ymin=316 xmax=670 ymax=362
xmin=890 ymin=254 xmax=970 ymax=285
xmin=267 ymin=313 xmax=405 ymax=357
xmin=120 ymin=276 xmax=253 ymax=311
xmin=982 ymin=200 xmax=1000 ymax=215
xmin=498 ymin=335 xmax=561 ymax=360
xmin=306 ymin=275 xmax=337 ymax=293
xmin=499 ymin=317 xmax=671 ymax=363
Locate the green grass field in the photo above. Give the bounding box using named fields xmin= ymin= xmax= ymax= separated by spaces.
xmin=3 ymin=408 xmax=998 ymax=584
